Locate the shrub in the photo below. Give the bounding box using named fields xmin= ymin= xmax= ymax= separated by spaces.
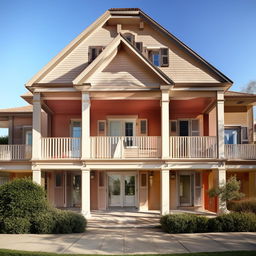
xmin=0 ymin=136 xmax=8 ymax=145
xmin=0 ymin=178 xmax=87 ymax=234
xmin=160 ymin=212 xmax=256 ymax=233
xmin=228 ymin=199 xmax=256 ymax=213
xmin=0 ymin=178 xmax=49 ymax=219
xmin=160 ymin=214 xmax=208 ymax=233
xmin=1 ymin=217 xmax=30 ymax=234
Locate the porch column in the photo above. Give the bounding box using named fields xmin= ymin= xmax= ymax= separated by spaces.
xmin=32 ymin=92 xmax=41 ymax=160
xmin=161 ymin=87 xmax=170 ymax=159
xmin=32 ymin=167 xmax=41 ymax=185
xmin=81 ymin=168 xmax=90 ymax=217
xmin=81 ymin=92 xmax=90 ymax=159
xmin=161 ymin=168 xmax=170 ymax=215
xmin=216 ymin=91 xmax=225 ymax=159
xmin=215 ymin=167 xmax=227 ymax=214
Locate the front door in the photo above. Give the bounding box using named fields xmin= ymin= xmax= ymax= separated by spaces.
xmin=108 ymin=173 xmax=136 ymax=207
xmin=179 ymin=174 xmax=192 ymax=206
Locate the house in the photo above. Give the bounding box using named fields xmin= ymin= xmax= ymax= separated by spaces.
xmin=0 ymin=8 xmax=255 ymax=217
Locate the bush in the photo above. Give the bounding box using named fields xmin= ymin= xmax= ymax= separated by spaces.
xmin=0 ymin=136 xmax=8 ymax=145
xmin=0 ymin=178 xmax=49 ymax=219
xmin=1 ymin=217 xmax=30 ymax=234
xmin=160 ymin=214 xmax=208 ymax=233
xmin=0 ymin=178 xmax=87 ymax=234
xmin=228 ymin=199 xmax=256 ymax=213
xmin=160 ymin=212 xmax=256 ymax=233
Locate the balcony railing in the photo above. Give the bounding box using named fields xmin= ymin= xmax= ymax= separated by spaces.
xmin=169 ymin=136 xmax=217 ymax=159
xmin=0 ymin=145 xmax=32 ymax=160
xmin=41 ymin=137 xmax=81 ymax=160
xmin=90 ymin=136 xmax=161 ymax=159
xmin=225 ymin=144 xmax=256 ymax=160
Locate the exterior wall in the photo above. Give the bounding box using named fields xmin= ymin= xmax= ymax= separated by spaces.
xmin=170 ymin=171 xmax=177 ymax=209
xmin=40 ymin=25 xmax=117 ymax=83
xmin=121 ymin=23 xmax=220 ymax=83
xmin=90 ymin=100 xmax=161 ymax=136
xmin=208 ymin=107 xmax=216 ymax=136
xmin=10 ymin=172 xmax=32 ymax=179
xmin=225 ymin=111 xmax=247 ymax=126
xmin=90 ymin=171 xmax=98 ymax=210
xmin=12 ymin=116 xmax=32 ymax=144
xmin=52 ymin=114 xmax=81 ymax=137
xmin=148 ymin=171 xmax=160 ymax=210
xmin=88 ymin=48 xmax=163 ymax=88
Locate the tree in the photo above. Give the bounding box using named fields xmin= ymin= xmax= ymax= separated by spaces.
xmin=242 ymin=81 xmax=256 ymax=94
xmin=208 ymin=175 xmax=245 ymax=203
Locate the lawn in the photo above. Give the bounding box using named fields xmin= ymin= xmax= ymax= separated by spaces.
xmin=0 ymin=249 xmax=255 ymax=256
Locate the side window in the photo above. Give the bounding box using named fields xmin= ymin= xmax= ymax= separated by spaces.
xmin=71 ymin=121 xmax=81 ymax=138
xmin=97 ymin=120 xmax=107 ymax=136
xmin=88 ymin=46 xmax=103 ymax=63
xmin=149 ymin=48 xmax=169 ymax=67
xmin=135 ymin=42 xmax=143 ymax=52
xmin=170 ymin=120 xmax=177 ymax=136
xmin=123 ymin=33 xmax=135 ymax=45
xmin=55 ymin=174 xmax=62 ymax=187
xmin=25 ymin=130 xmax=32 ymax=145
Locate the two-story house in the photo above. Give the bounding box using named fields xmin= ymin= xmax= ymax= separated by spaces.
xmin=0 ymin=8 xmax=255 ymax=217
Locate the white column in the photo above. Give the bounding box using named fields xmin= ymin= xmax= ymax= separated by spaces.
xmin=81 ymin=92 xmax=90 ymax=159
xmin=161 ymin=168 xmax=170 ymax=215
xmin=32 ymin=167 xmax=41 ymax=185
xmin=216 ymin=91 xmax=225 ymax=159
xmin=161 ymin=88 xmax=170 ymax=159
xmin=215 ymin=167 xmax=227 ymax=214
xmin=32 ymin=93 xmax=41 ymax=160
xmin=81 ymin=168 xmax=91 ymax=217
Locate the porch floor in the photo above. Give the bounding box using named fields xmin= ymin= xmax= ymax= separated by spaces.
xmin=87 ymin=208 xmax=217 ymax=228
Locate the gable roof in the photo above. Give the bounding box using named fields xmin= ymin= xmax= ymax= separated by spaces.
xmin=25 ymin=8 xmax=232 ymax=88
xmin=73 ymin=34 xmax=174 ymax=87
xmin=225 ymin=90 xmax=256 ymax=98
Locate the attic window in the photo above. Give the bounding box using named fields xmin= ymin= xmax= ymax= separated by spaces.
xmin=123 ymin=33 xmax=135 ymax=45
xmin=88 ymin=46 xmax=104 ymax=63
xmin=148 ymin=48 xmax=169 ymax=67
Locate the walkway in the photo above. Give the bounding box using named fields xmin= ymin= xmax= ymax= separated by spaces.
xmin=0 ymin=229 xmax=255 ymax=254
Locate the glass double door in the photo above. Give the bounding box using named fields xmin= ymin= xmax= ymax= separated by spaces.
xmin=108 ymin=173 xmax=136 ymax=207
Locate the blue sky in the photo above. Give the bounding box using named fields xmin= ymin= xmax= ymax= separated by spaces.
xmin=0 ymin=0 xmax=255 ymax=122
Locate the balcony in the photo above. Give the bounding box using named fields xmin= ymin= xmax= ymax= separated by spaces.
xmin=0 ymin=145 xmax=32 ymax=161
xmin=225 ymin=144 xmax=256 ymax=160
xmin=169 ymin=136 xmax=217 ymax=159
xmin=41 ymin=137 xmax=81 ymax=160
xmin=90 ymin=136 xmax=161 ymax=159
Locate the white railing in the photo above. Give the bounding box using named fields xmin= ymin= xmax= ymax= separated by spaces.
xmin=0 ymin=145 xmax=32 ymax=160
xmin=170 ymin=136 xmax=217 ymax=159
xmin=41 ymin=137 xmax=81 ymax=159
xmin=90 ymin=136 xmax=161 ymax=159
xmin=225 ymin=144 xmax=256 ymax=160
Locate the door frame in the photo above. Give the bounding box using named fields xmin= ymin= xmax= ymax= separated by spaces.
xmin=107 ymin=118 xmax=137 ymax=136
xmin=106 ymin=171 xmax=138 ymax=208
xmin=177 ymin=171 xmax=193 ymax=207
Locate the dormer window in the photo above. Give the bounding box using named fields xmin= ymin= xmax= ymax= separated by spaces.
xmin=88 ymin=46 xmax=104 ymax=63
xmin=148 ymin=48 xmax=169 ymax=67
xmin=123 ymin=33 xmax=135 ymax=45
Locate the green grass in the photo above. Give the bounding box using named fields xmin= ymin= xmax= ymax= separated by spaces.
xmin=0 ymin=249 xmax=255 ymax=256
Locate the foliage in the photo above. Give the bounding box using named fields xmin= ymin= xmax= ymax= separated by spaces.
xmin=228 ymin=199 xmax=256 ymax=214
xmin=0 ymin=178 xmax=86 ymax=234
xmin=208 ymin=175 xmax=245 ymax=203
xmin=0 ymin=136 xmax=8 ymax=144
xmin=161 ymin=212 xmax=256 ymax=233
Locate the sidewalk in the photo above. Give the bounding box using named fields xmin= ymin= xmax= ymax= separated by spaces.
xmin=0 ymin=228 xmax=255 ymax=254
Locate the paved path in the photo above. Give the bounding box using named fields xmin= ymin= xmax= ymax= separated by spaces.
xmin=0 ymin=228 xmax=255 ymax=254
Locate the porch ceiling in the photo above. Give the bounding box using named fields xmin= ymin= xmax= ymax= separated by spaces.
xmin=44 ymin=100 xmax=81 ymax=114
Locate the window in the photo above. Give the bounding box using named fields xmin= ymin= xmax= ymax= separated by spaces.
xmin=97 ymin=120 xmax=106 ymax=136
xmin=149 ymin=48 xmax=169 ymax=67
xmin=224 ymin=127 xmax=241 ymax=144
xmin=25 ymin=130 xmax=32 ymax=145
xmin=88 ymin=46 xmax=103 ymax=63
xmin=170 ymin=120 xmax=177 ymax=135
xmin=135 ymin=42 xmax=143 ymax=52
xmin=55 ymin=174 xmax=62 ymax=187
xmin=71 ymin=121 xmax=81 ymax=138
xmin=123 ymin=33 xmax=135 ymax=44
xmin=139 ymin=119 xmax=148 ymax=135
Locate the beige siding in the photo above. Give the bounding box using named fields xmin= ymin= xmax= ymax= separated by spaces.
xmin=13 ymin=116 xmax=32 ymax=144
xmin=208 ymin=107 xmax=216 ymax=136
xmin=224 ymin=112 xmax=247 ymax=126
xmin=121 ymin=24 xmax=220 ymax=83
xmin=38 ymin=21 xmax=220 ymax=84
xmin=88 ymin=48 xmax=163 ymax=88
xmin=40 ymin=25 xmax=117 ymax=83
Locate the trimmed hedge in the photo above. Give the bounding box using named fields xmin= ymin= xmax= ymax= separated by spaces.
xmin=228 ymin=199 xmax=256 ymax=214
xmin=160 ymin=212 xmax=256 ymax=233
xmin=0 ymin=178 xmax=87 ymax=234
